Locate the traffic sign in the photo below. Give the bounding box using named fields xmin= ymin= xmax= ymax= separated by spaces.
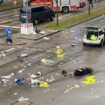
xmin=4 ymin=28 xmax=12 ymax=35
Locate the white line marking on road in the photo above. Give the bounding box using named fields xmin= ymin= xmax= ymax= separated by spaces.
xmin=5 ymin=48 xmax=15 ymax=52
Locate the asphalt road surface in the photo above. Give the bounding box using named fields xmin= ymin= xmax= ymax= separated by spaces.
xmin=0 ymin=0 xmax=105 ymax=32
xmin=0 ymin=14 xmax=105 ymax=105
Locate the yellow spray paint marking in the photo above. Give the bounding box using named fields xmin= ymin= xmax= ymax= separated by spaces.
xmin=39 ymin=80 xmax=49 ymax=88
xmin=57 ymin=54 xmax=64 ymax=58
xmin=55 ymin=48 xmax=64 ymax=58
xmin=83 ymin=75 xmax=96 ymax=85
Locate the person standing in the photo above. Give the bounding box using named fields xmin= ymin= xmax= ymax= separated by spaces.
xmin=88 ymin=0 xmax=93 ymax=8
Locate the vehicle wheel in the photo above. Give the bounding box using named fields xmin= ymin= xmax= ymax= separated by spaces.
xmin=34 ymin=19 xmax=39 ymax=25
xmin=100 ymin=40 xmax=104 ymax=47
xmin=62 ymin=6 xmax=69 ymax=13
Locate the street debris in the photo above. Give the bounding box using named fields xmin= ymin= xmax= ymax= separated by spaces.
xmin=75 ymin=84 xmax=79 ymax=88
xmin=74 ymin=67 xmax=94 ymax=76
xmin=41 ymin=59 xmax=54 ymax=64
xmin=43 ymin=37 xmax=50 ymax=40
xmin=27 ymin=63 xmax=32 ymax=66
xmin=1 ymin=73 xmax=14 ymax=79
xmin=20 ymin=53 xmax=28 ymax=57
xmin=5 ymin=37 xmax=13 ymax=44
xmin=55 ymin=46 xmax=64 ymax=58
xmin=30 ymin=74 xmax=37 ymax=78
xmin=71 ymin=43 xmax=77 ymax=46
xmin=36 ymin=71 xmax=42 ymax=77
xmin=15 ymin=78 xmax=25 ymax=85
xmin=18 ymin=97 xmax=29 ymax=102
xmin=14 ymin=92 xmax=18 ymax=95
xmin=39 ymin=80 xmax=49 ymax=88
xmin=18 ymin=69 xmax=25 ymax=73
xmin=61 ymin=70 xmax=67 ymax=77
xmin=0 ymin=53 xmax=6 ymax=57
xmin=83 ymin=75 xmax=96 ymax=85
xmin=46 ymin=76 xmax=55 ymax=83
xmin=32 ymin=31 xmax=37 ymax=35
xmin=41 ymin=59 xmax=48 ymax=64
xmin=39 ymin=31 xmax=46 ymax=35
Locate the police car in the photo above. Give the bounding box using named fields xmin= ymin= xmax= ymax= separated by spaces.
xmin=82 ymin=27 xmax=105 ymax=47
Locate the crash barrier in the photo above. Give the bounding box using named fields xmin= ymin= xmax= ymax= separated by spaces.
xmin=21 ymin=23 xmax=33 ymax=35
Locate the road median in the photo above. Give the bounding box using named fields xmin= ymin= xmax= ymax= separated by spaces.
xmin=45 ymin=6 xmax=105 ymax=30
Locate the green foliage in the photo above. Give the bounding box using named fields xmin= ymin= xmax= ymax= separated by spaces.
xmin=45 ymin=6 xmax=105 ymax=30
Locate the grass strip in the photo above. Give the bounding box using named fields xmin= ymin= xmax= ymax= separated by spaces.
xmin=45 ymin=6 xmax=105 ymax=30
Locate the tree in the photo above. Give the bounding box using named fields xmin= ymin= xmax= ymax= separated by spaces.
xmin=0 ymin=0 xmax=3 ymax=4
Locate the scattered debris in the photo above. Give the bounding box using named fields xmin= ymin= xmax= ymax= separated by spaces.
xmin=75 ymin=84 xmax=79 ymax=88
xmin=18 ymin=97 xmax=29 ymax=102
xmin=55 ymin=46 xmax=64 ymax=58
xmin=39 ymin=80 xmax=49 ymax=88
xmin=14 ymin=92 xmax=18 ymax=95
xmin=32 ymin=31 xmax=37 ymax=35
xmin=61 ymin=70 xmax=67 ymax=77
xmin=0 ymin=53 xmax=6 ymax=57
xmin=18 ymin=69 xmax=25 ymax=73
xmin=74 ymin=67 xmax=94 ymax=76
xmin=1 ymin=73 xmax=14 ymax=79
xmin=43 ymin=37 xmax=50 ymax=40
xmin=39 ymin=31 xmax=46 ymax=35
xmin=55 ymin=73 xmax=60 ymax=76
xmin=83 ymin=75 xmax=96 ymax=85
xmin=41 ymin=59 xmax=48 ymax=64
xmin=30 ymin=74 xmax=37 ymax=78
xmin=41 ymin=59 xmax=54 ymax=64
xmin=71 ymin=44 xmax=76 ymax=46
xmin=36 ymin=71 xmax=42 ymax=77
xmin=15 ymin=78 xmax=25 ymax=85
xmin=46 ymin=76 xmax=55 ymax=83
xmin=28 ymin=63 xmax=32 ymax=66
xmin=20 ymin=54 xmax=28 ymax=57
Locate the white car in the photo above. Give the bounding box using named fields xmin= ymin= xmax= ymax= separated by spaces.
xmin=82 ymin=27 xmax=105 ymax=47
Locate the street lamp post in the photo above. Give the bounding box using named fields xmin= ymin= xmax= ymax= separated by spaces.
xmin=88 ymin=0 xmax=91 ymax=15
xmin=55 ymin=0 xmax=59 ymax=26
xmin=26 ymin=0 xmax=28 ymax=23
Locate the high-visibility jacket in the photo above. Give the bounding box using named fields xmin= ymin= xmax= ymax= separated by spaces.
xmin=90 ymin=35 xmax=97 ymax=40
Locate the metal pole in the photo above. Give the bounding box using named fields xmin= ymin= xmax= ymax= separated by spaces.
xmin=26 ymin=0 xmax=28 ymax=23
xmin=88 ymin=0 xmax=91 ymax=15
xmin=56 ymin=0 xmax=59 ymax=26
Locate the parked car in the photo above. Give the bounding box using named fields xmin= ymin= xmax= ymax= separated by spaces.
xmin=20 ymin=5 xmax=55 ymax=24
xmin=82 ymin=27 xmax=105 ymax=47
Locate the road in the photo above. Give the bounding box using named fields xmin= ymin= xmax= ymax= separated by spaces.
xmin=0 ymin=14 xmax=105 ymax=105
xmin=0 ymin=0 xmax=105 ymax=32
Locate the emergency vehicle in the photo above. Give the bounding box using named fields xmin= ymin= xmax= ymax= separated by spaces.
xmin=82 ymin=27 xmax=105 ymax=47
xmin=30 ymin=0 xmax=86 ymax=13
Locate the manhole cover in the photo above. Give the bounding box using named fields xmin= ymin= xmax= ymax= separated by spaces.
xmin=11 ymin=101 xmax=32 ymax=105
